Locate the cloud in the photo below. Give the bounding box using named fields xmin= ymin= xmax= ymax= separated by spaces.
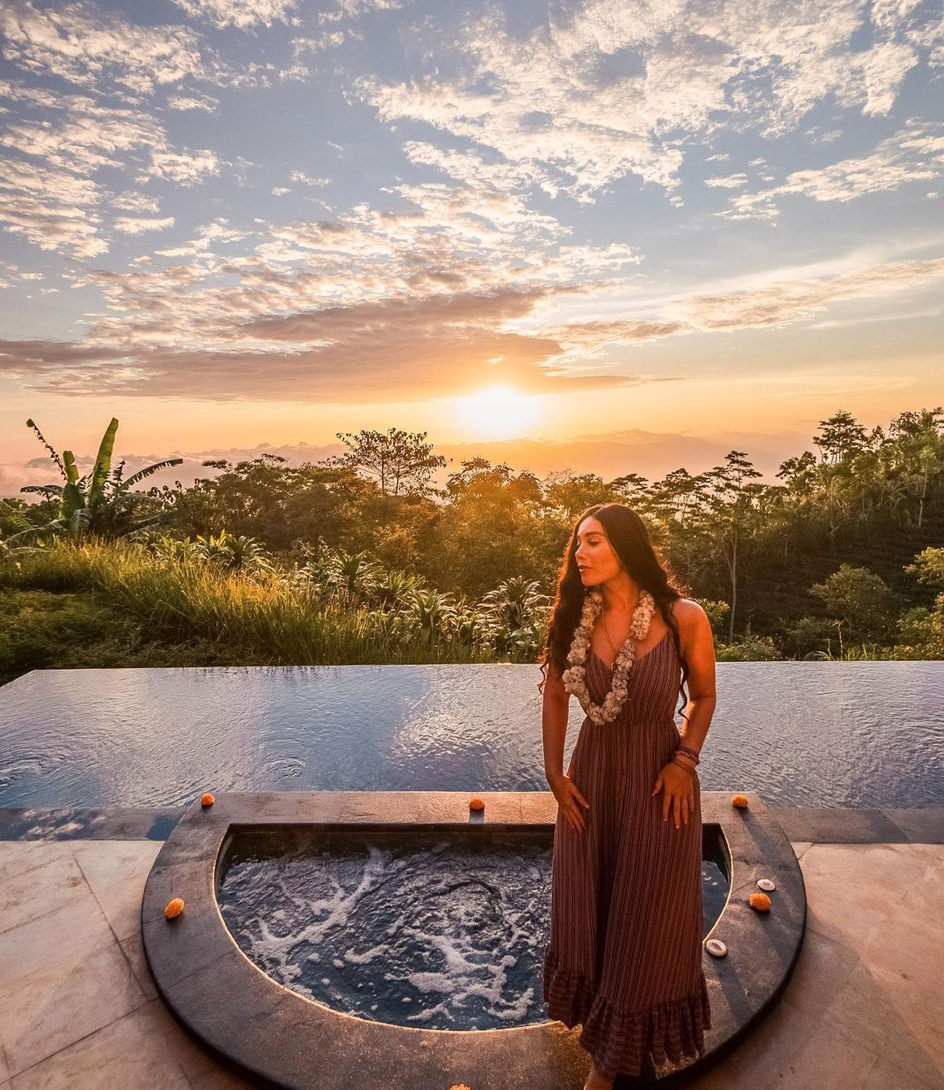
xmin=350 ymin=0 xmax=937 ymax=204
xmin=166 ymin=93 xmax=220 ymax=112
xmin=290 ymin=170 xmax=332 ymax=188
xmin=2 ymin=252 xmax=941 ymax=402
xmin=112 ymin=215 xmax=176 ymax=235
xmin=110 ymin=193 xmax=163 ymax=214
xmin=0 ymin=0 xmax=940 ymax=420
xmin=0 ymin=284 xmax=637 ymax=401
xmin=144 ymin=147 xmax=222 ymax=187
xmin=0 ymin=0 xmax=287 ymax=102
xmin=290 ymin=31 xmax=346 ymax=56
xmin=1 ymin=102 xmax=164 ymax=174
xmin=171 ymin=0 xmax=301 ymax=31
xmin=676 ymin=256 xmax=944 ymax=329
xmin=0 ymin=78 xmax=226 ymax=256
xmin=0 ymin=155 xmax=109 ymax=257
xmin=704 ymin=173 xmax=750 ymax=189
xmin=0 ymin=0 xmax=207 ymax=96
xmin=717 ymin=120 xmax=944 ymax=221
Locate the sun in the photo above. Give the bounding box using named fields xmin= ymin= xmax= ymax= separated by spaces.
xmin=456 ymin=385 xmax=541 ymax=439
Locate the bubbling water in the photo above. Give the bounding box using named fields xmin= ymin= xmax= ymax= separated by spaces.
xmin=217 ymin=827 xmax=729 ymax=1030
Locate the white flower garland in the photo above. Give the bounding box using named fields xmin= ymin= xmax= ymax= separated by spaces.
xmin=561 ymin=586 xmax=657 ymax=725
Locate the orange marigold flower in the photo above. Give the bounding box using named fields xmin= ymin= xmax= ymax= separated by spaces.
xmin=469 ymin=797 xmax=485 ymax=811
xmin=731 ymin=793 xmax=749 ymax=808
xmin=448 ymin=1085 xmax=473 ymax=1090
xmin=165 ymin=897 xmax=185 ymax=919
xmin=201 ymin=792 xmax=215 ymax=807
xmin=749 ymin=891 xmax=771 ymax=911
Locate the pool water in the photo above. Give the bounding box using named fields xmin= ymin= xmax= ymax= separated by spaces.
xmin=217 ymin=827 xmax=730 ymax=1029
xmin=1 ymin=662 xmax=941 ymax=809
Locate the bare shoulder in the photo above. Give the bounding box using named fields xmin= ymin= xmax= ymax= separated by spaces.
xmin=670 ymin=598 xmax=708 ymax=626
xmin=669 ymin=598 xmax=712 ymax=642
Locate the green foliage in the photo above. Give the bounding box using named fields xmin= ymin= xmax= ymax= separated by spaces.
xmin=133 ymin=528 xmax=276 ymax=576
xmin=905 ymin=546 xmax=944 ymax=588
xmin=809 ymin=563 xmax=901 ymax=641
xmin=479 ymin=575 xmax=551 ymax=657
xmin=715 ymin=633 xmax=782 ymax=660
xmin=143 ymin=453 xmax=368 ymax=552
xmin=0 ymin=498 xmax=36 ymax=540
xmin=899 ymin=545 xmax=944 ymax=658
xmin=779 ymin=615 xmax=839 ymax=659
xmin=0 ymin=539 xmax=509 ymax=684
xmin=893 ymin=606 xmax=932 ymax=651
xmin=3 ymin=406 xmax=944 ymax=679
xmin=2 ymin=418 xmax=182 ymax=549
xmin=331 ymin=427 xmax=448 ymax=498
xmin=0 ymin=586 xmax=263 ymax=686
xmin=694 ymin=598 xmax=729 ymax=634
xmin=0 ymin=588 xmax=125 ymax=681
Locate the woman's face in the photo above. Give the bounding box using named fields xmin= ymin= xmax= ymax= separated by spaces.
xmin=574 ymin=516 xmax=622 ymax=586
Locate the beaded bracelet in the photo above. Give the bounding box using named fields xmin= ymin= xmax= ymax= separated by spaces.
xmin=672 ymin=748 xmax=698 ymax=771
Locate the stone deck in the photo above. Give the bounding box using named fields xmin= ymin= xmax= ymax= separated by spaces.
xmin=0 ymin=807 xmax=942 ymax=1089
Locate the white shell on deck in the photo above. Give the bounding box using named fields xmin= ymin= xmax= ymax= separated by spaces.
xmin=705 ymin=938 xmax=727 ymax=957
xmin=757 ymin=878 xmax=777 ymax=891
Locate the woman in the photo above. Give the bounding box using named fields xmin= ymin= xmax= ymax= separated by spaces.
xmin=539 ymin=503 xmax=716 ymax=1087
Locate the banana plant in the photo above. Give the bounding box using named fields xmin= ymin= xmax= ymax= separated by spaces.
xmin=2 ymin=417 xmax=183 ymax=547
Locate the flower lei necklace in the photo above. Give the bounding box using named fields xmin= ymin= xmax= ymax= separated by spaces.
xmin=561 ymin=586 xmax=657 ymax=725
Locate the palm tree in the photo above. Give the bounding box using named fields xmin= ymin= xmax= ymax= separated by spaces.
xmin=1 ymin=417 xmax=183 ymax=548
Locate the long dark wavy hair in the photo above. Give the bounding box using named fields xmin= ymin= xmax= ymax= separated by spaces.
xmin=538 ymin=503 xmax=692 ymax=722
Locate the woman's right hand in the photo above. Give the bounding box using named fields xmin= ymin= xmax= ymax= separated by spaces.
xmin=547 ymin=771 xmax=590 ymax=833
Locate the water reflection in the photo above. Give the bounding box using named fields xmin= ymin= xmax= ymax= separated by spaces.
xmin=0 ymin=662 xmax=941 ymax=808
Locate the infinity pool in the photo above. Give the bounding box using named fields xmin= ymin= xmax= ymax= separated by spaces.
xmin=1 ymin=662 xmax=941 ymax=808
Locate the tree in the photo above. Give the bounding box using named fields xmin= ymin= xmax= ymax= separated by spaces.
xmin=149 ymin=453 xmax=385 ymax=553
xmin=330 ymin=428 xmax=448 ymax=498
xmin=2 ymin=418 xmax=182 ymax=548
xmin=542 ymin=470 xmax=616 ymax=523
xmin=904 ymin=546 xmax=944 ymax=656
xmin=703 ymin=451 xmax=764 ymax=643
xmin=648 ymin=467 xmax=701 ymax=528
xmin=776 ymin=451 xmax=817 ymax=499
xmin=610 ymin=472 xmax=650 ymax=508
xmin=809 ymin=563 xmax=900 ymax=642
xmin=812 ymin=410 xmax=869 ymax=464
xmin=888 ymin=408 xmax=944 ymax=528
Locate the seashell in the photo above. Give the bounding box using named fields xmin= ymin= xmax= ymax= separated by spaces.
xmin=705 ymin=938 xmax=727 ymax=957
xmin=757 ymin=878 xmax=776 ymax=891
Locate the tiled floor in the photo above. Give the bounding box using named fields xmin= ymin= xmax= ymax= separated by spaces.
xmin=0 ymin=839 xmax=941 ymax=1089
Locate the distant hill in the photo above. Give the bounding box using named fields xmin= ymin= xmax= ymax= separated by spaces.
xmin=2 ymin=426 xmax=811 ymax=499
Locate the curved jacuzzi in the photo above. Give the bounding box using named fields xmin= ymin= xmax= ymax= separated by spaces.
xmin=141 ymin=790 xmax=807 ymax=1088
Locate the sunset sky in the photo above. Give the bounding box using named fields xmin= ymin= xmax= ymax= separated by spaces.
xmin=1 ymin=0 xmax=942 ymax=495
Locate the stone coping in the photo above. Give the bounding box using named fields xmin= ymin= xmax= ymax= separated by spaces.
xmin=131 ymin=791 xmax=804 ymax=1089
xmin=1 ymin=800 xmax=942 ymax=845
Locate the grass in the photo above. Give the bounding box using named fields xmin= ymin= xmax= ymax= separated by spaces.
xmin=2 ymin=536 xmax=931 ymax=687
xmin=0 ymin=538 xmax=498 ymax=686
xmin=0 ymin=586 xmax=258 ymax=686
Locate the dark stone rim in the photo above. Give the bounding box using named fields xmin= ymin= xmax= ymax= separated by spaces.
xmin=140 ymin=791 xmax=806 ymax=1089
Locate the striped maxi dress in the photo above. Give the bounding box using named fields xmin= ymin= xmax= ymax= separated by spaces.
xmin=542 ymin=628 xmax=711 ymax=1080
